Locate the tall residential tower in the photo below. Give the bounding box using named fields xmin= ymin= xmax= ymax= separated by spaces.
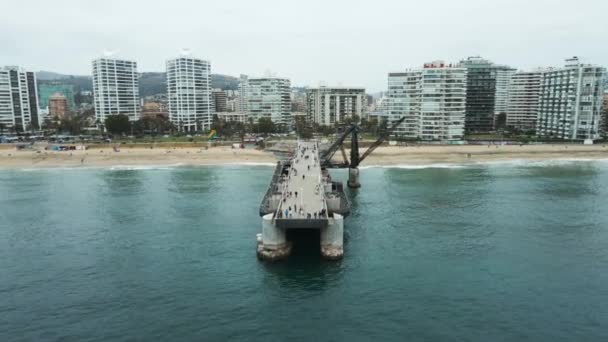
xmin=166 ymin=55 xmax=213 ymax=131
xmin=0 ymin=66 xmax=40 ymax=131
xmin=536 ymin=57 xmax=606 ymax=140
xmin=212 ymin=89 xmax=227 ymax=113
xmin=388 ymin=61 xmax=467 ymax=141
xmin=459 ymin=57 xmax=516 ymax=133
xmin=505 ymin=70 xmax=544 ymax=131
xmin=239 ymin=75 xmax=291 ymax=126
xmin=92 ymin=57 xmax=140 ymax=123
xmin=306 ymin=87 xmax=366 ymax=126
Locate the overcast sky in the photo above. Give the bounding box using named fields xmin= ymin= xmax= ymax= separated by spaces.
xmin=1 ymin=0 xmax=606 ymax=92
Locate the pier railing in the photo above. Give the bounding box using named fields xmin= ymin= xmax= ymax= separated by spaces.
xmin=259 ymin=161 xmax=284 ymax=216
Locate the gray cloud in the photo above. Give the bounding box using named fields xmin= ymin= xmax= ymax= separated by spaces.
xmin=1 ymin=0 xmax=606 ymax=92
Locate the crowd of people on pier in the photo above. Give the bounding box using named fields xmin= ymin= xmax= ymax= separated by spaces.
xmin=275 ymin=142 xmax=327 ymax=221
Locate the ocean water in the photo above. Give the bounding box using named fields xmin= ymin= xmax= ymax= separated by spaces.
xmin=1 ymin=161 xmax=608 ymax=341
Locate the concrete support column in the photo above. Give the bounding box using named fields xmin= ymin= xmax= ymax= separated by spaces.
xmin=321 ymin=214 xmax=344 ymax=260
xmin=347 ymin=167 xmax=361 ymax=188
xmin=257 ymin=214 xmax=291 ymax=261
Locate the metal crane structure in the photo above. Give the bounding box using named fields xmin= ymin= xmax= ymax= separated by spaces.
xmin=320 ymin=117 xmax=406 ymax=188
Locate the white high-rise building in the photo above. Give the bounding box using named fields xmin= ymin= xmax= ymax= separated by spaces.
xmin=239 ymin=75 xmax=291 ymax=126
xmin=506 ymin=70 xmax=544 ymax=131
xmin=0 ymin=66 xmax=40 ymax=131
xmin=306 ymin=87 xmax=366 ymax=126
xmin=603 ymin=91 xmax=608 ymax=135
xmin=367 ymin=95 xmax=390 ymax=122
xmin=388 ymin=61 xmax=467 ymax=141
xmin=92 ymin=58 xmax=140 ymax=123
xmin=537 ymin=57 xmax=606 ymax=140
xmin=237 ymin=74 xmax=249 ymax=115
xmin=458 ymin=57 xmax=516 ymax=132
xmin=494 ymin=66 xmax=517 ymax=116
xmin=166 ymin=56 xmax=212 ymax=131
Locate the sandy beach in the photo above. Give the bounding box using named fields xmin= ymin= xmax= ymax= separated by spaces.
xmin=0 ymin=146 xmax=276 ymax=169
xmin=362 ymin=144 xmax=608 ymax=166
xmin=1 ymin=144 xmax=608 ymax=169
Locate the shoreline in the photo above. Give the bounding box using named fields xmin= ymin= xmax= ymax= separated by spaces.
xmin=1 ymin=145 xmax=608 ymax=169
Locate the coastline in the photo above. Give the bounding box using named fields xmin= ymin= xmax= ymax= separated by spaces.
xmin=1 ymin=145 xmax=608 ymax=169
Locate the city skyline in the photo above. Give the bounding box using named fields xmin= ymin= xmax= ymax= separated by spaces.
xmin=2 ymin=0 xmax=607 ymax=92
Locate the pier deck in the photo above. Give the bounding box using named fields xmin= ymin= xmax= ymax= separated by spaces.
xmin=257 ymin=140 xmax=345 ymax=260
xmin=275 ymin=141 xmax=328 ymax=228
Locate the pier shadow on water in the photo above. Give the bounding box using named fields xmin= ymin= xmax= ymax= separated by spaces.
xmin=261 ymin=229 xmax=345 ymax=292
xmin=286 ymin=229 xmax=322 ymax=259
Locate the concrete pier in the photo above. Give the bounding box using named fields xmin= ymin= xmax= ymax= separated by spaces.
xmin=347 ymin=168 xmax=361 ymax=188
xmin=256 ymin=214 xmax=291 ymax=261
xmin=321 ymin=213 xmax=344 ymax=259
xmin=257 ymin=141 xmax=345 ymax=260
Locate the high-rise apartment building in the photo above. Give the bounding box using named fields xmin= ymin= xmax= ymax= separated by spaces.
xmin=238 ymin=75 xmax=249 ymax=114
xmin=0 ymin=66 xmax=40 ymax=131
xmin=166 ymin=56 xmax=213 ymax=131
xmin=367 ymin=95 xmax=390 ymax=122
xmin=505 ymin=70 xmax=544 ymax=131
xmin=306 ymin=87 xmax=366 ymax=126
xmin=387 ymin=61 xmax=467 ymax=141
xmin=48 ymin=93 xmax=68 ymax=119
xmin=603 ymin=92 xmax=608 ymax=135
xmin=459 ymin=57 xmax=516 ymax=133
xmin=537 ymin=57 xmax=606 ymax=140
xmin=227 ymin=97 xmax=239 ymax=112
xmin=494 ymin=66 xmax=517 ymax=116
xmin=212 ymin=90 xmax=227 ymax=113
xmin=239 ymin=75 xmax=291 ymax=126
xmin=92 ymin=58 xmax=140 ymax=123
xmin=291 ymin=89 xmax=307 ymax=113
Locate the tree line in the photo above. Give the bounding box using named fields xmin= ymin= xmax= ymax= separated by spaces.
xmin=17 ymin=112 xmax=388 ymax=139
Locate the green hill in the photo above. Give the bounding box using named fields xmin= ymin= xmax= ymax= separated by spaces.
xmin=36 ymin=71 xmax=240 ymax=96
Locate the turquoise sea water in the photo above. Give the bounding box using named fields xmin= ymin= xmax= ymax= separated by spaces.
xmin=1 ymin=161 xmax=608 ymax=341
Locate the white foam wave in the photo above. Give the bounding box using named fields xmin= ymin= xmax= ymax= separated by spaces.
xmin=359 ymin=164 xmax=466 ymax=170
xmin=358 ymin=158 xmax=608 ymax=170
xmin=225 ymin=162 xmax=276 ymax=167
xmin=472 ymin=158 xmax=608 ymax=168
xmin=6 ymin=158 xmax=608 ymax=172
xmin=7 ymin=162 xmax=277 ymax=172
xmin=7 ymin=164 xmax=187 ymax=172
xmin=107 ymin=164 xmax=186 ymax=171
